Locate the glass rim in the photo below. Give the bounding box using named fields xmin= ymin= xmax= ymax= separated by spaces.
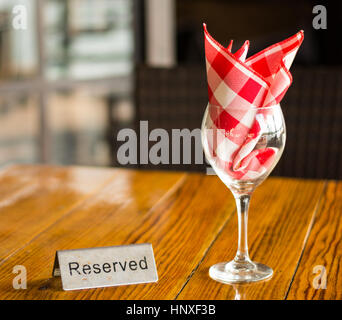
xmin=206 ymin=103 xmax=281 ymax=111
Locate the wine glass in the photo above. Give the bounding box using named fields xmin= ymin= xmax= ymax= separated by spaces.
xmin=201 ymin=103 xmax=286 ymax=283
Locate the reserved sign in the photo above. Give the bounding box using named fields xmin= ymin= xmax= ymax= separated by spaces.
xmin=52 ymin=243 xmax=158 ymax=291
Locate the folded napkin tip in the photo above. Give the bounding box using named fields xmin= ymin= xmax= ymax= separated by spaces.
xmin=297 ymin=30 xmax=305 ymax=43
xmin=203 ymin=23 xmax=208 ymax=33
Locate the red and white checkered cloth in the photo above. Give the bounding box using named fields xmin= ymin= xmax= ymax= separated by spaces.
xmin=203 ymin=24 xmax=304 ymax=180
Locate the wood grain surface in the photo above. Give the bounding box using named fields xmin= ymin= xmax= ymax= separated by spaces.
xmin=0 ymin=165 xmax=339 ymax=300
xmin=287 ymin=181 xmax=342 ymax=300
xmin=0 ymin=165 xmax=117 ymax=261
xmin=177 ymin=178 xmax=326 ymax=300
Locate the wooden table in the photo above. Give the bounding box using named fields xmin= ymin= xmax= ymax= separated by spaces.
xmin=0 ymin=164 xmax=340 ymax=300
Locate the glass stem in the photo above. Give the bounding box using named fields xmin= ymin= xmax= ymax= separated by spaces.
xmin=234 ymin=194 xmax=252 ymax=264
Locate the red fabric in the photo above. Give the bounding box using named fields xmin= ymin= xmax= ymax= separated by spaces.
xmin=203 ymin=24 xmax=303 ymax=180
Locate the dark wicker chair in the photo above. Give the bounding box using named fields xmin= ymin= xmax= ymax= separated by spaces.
xmin=274 ymin=67 xmax=342 ymax=179
xmin=134 ymin=65 xmax=208 ymax=172
xmin=134 ymin=65 xmax=342 ymax=179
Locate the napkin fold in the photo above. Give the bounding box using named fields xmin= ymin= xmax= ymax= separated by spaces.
xmin=203 ymin=24 xmax=304 ymax=180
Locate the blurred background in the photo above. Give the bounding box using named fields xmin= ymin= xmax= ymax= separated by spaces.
xmin=1 ymin=0 xmax=341 ymax=178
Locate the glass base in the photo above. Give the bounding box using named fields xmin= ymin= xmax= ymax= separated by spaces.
xmin=209 ymin=260 xmax=273 ymax=284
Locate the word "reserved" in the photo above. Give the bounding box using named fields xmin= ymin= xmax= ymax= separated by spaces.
xmin=68 ymin=256 xmax=148 ymax=276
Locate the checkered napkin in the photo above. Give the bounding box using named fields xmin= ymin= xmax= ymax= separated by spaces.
xmin=203 ymin=24 xmax=304 ymax=180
